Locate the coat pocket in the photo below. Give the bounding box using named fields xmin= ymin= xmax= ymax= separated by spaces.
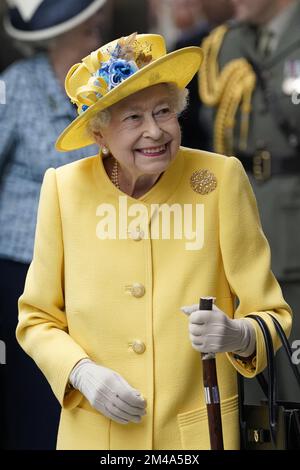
xmin=57 ymin=406 xmax=110 ymax=450
xmin=177 ymin=395 xmax=239 ymax=450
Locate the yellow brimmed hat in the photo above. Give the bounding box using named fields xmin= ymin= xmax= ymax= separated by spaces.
xmin=56 ymin=33 xmax=203 ymax=151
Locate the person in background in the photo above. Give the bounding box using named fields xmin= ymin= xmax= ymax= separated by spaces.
xmin=16 ymin=31 xmax=291 ymax=450
xmin=200 ymin=0 xmax=235 ymax=26
xmin=199 ymin=0 xmax=300 ymax=401
xmin=170 ymin=0 xmax=204 ymax=44
xmin=0 ymin=0 xmax=107 ymax=450
xmin=148 ymin=0 xmax=180 ymax=48
xmin=173 ymin=0 xmax=234 ymax=150
xmin=0 ymin=2 xmax=22 ymax=72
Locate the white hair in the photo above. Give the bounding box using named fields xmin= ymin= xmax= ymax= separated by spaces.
xmin=87 ymin=83 xmax=189 ymax=137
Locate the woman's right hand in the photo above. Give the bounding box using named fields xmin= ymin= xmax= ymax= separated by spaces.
xmin=69 ymin=359 xmax=147 ymax=424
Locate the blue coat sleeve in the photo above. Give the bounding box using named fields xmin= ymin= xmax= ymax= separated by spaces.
xmin=0 ymin=64 xmax=18 ymax=177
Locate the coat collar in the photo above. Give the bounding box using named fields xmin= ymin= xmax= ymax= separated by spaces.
xmin=93 ymin=147 xmax=185 ymax=205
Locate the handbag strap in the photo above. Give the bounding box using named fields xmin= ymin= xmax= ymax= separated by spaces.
xmin=269 ymin=315 xmax=300 ymax=388
xmin=237 ymin=317 xmax=276 ymax=446
xmin=247 ymin=314 xmax=277 ymax=443
xmin=239 ymin=314 xmax=300 ymax=446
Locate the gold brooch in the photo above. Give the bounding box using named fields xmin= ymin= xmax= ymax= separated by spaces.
xmin=190 ymin=169 xmax=217 ymax=195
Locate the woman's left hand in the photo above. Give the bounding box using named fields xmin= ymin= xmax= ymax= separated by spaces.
xmin=180 ymin=303 xmax=256 ymax=356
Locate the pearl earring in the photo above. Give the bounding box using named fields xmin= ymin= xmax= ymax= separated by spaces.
xmin=102 ymin=146 xmax=110 ymax=156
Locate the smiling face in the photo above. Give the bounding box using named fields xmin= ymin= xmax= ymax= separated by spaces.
xmin=94 ymin=84 xmax=182 ymax=179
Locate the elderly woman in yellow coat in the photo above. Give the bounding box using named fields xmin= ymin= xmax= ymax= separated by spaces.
xmin=17 ymin=33 xmax=291 ymax=450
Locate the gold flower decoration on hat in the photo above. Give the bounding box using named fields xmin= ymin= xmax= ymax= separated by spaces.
xmin=190 ymin=169 xmax=217 ymax=195
xmin=66 ymin=32 xmax=153 ymax=115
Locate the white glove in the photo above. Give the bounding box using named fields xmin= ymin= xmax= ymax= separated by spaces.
xmin=181 ymin=303 xmax=256 ymax=357
xmin=69 ymin=359 xmax=147 ymax=425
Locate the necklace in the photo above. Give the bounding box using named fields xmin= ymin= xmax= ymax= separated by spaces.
xmin=110 ymin=158 xmax=120 ymax=189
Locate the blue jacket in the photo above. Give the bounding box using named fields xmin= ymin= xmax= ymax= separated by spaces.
xmin=0 ymin=54 xmax=98 ymax=263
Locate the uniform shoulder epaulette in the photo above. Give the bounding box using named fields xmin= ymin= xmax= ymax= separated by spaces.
xmin=199 ymin=20 xmax=256 ymax=156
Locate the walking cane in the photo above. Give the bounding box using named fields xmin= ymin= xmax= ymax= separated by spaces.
xmin=199 ymin=297 xmax=224 ymax=450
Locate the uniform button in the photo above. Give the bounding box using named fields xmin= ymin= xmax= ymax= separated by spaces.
xmin=131 ymin=283 xmax=145 ymax=298
xmin=132 ymin=340 xmax=146 ymax=354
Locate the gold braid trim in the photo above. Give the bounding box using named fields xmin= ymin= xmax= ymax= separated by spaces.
xmin=199 ymin=25 xmax=256 ymax=155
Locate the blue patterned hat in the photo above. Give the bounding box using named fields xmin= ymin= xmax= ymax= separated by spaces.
xmin=4 ymin=0 xmax=106 ymax=41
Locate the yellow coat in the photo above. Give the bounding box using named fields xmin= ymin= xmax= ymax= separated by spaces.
xmin=17 ymin=148 xmax=291 ymax=450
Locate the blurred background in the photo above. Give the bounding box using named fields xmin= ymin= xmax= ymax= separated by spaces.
xmin=0 ymin=0 xmax=226 ymax=71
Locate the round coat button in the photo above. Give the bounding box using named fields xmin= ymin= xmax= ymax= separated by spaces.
xmin=131 ymin=283 xmax=145 ymax=298
xmin=132 ymin=340 xmax=146 ymax=354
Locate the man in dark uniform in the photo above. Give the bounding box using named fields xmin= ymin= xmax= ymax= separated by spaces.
xmin=199 ymin=0 xmax=300 ymax=400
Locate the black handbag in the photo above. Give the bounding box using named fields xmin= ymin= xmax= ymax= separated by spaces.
xmin=238 ymin=314 xmax=300 ymax=449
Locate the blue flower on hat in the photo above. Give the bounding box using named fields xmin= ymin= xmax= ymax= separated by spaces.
xmin=108 ymin=59 xmax=138 ymax=89
xmin=96 ymin=61 xmax=110 ymax=86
